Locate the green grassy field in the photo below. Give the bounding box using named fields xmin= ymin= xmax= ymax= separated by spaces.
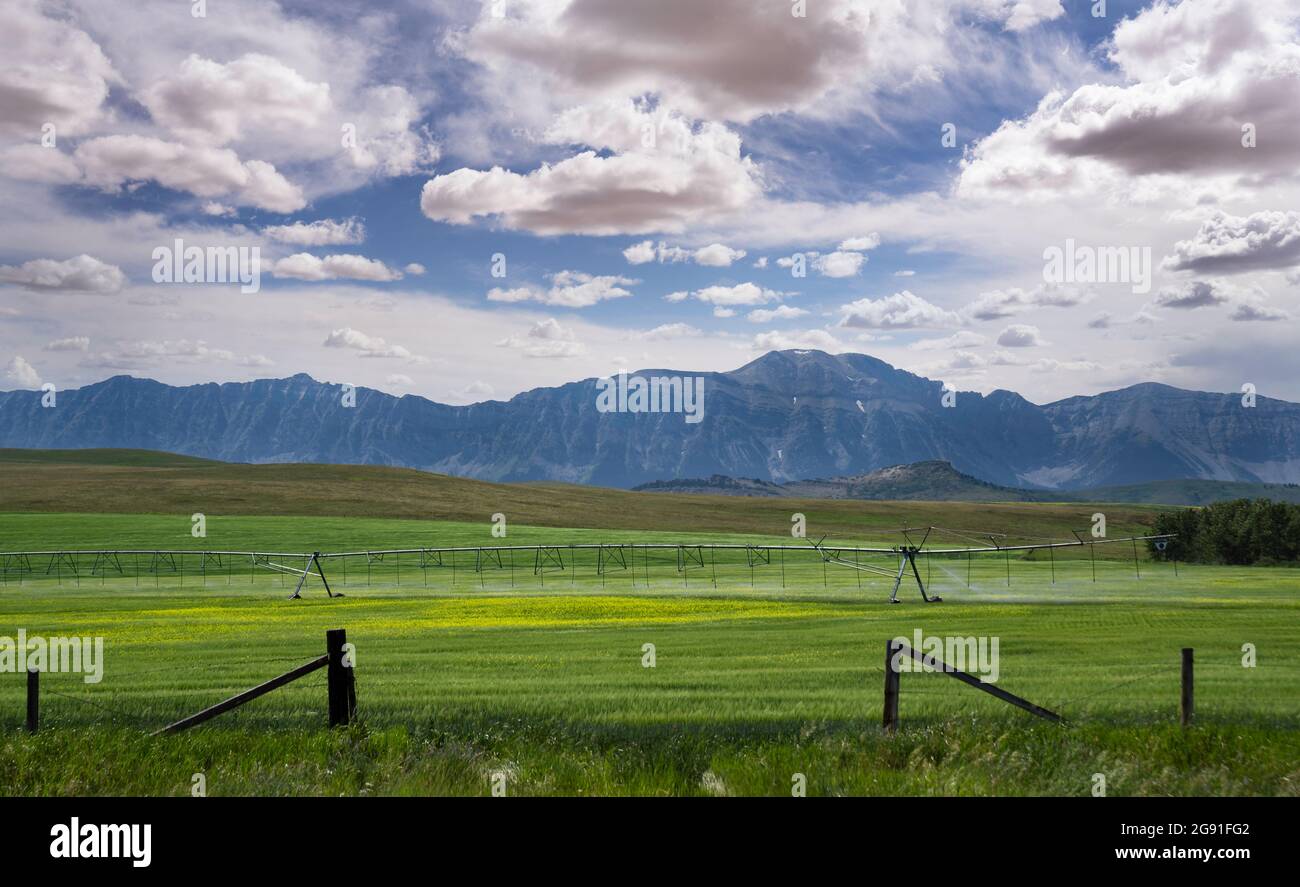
xmin=0 ymin=453 xmax=1297 ymax=796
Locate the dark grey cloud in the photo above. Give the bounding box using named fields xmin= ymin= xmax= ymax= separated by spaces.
xmin=1155 ymin=280 xmax=1228 ymax=309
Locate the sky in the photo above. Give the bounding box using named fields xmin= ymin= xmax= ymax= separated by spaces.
xmin=1 ymin=0 xmax=1298 ymax=407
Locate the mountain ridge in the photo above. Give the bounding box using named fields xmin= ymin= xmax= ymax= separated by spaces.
xmin=1 ymin=350 xmax=1297 ymax=490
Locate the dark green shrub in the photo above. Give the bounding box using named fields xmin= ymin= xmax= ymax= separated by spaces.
xmin=1150 ymin=499 xmax=1300 ymax=565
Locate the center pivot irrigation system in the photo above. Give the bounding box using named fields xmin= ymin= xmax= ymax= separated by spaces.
xmin=0 ymin=526 xmax=1175 ymax=603
xmin=807 ymin=526 xmax=1176 ymax=603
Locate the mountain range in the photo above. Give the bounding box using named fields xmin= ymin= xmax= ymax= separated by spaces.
xmin=1 ymin=349 xmax=1297 ymax=490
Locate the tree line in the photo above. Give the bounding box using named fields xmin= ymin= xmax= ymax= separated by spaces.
xmin=1149 ymin=499 xmax=1300 ymax=565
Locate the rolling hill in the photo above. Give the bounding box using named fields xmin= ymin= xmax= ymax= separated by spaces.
xmin=634 ymin=461 xmax=1029 ymax=499
xmin=0 ymin=448 xmax=1167 ymax=541
xmin=635 ymin=460 xmax=1300 ymax=505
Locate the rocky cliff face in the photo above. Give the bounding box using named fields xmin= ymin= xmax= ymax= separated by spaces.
xmin=1 ymin=350 xmax=1296 ymax=489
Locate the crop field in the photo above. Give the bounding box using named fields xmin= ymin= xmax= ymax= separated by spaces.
xmin=0 ymin=454 xmax=1297 ymax=797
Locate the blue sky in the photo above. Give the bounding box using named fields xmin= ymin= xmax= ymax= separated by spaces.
xmin=2 ymin=0 xmax=1299 ymax=405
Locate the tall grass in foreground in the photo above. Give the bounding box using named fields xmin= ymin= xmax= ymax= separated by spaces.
xmin=3 ymin=719 xmax=1297 ymax=796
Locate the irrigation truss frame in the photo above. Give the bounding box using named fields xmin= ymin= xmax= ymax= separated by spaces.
xmin=0 ymin=530 xmax=1176 ymax=603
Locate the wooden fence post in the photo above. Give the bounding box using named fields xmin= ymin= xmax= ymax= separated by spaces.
xmin=327 ymin=629 xmax=356 ymax=727
xmin=883 ymin=639 xmax=901 ymax=732
xmin=26 ymin=668 xmax=38 ymax=733
xmin=1180 ymin=647 xmax=1193 ymax=727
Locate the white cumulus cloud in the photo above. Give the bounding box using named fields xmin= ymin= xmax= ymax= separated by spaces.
xmin=263 ymin=218 xmax=366 ymax=246
xmin=838 ymin=291 xmax=962 ymax=330
xmin=1164 ymin=211 xmax=1300 ymax=275
xmin=3 ymin=356 xmax=41 ymax=389
xmin=272 ymin=254 xmax=403 ymax=282
xmin=747 ymin=306 xmax=809 ymax=323
xmin=0 ymin=255 xmax=125 ymax=294
xmin=996 ymin=323 xmax=1046 ymax=347
xmin=75 ymin=134 xmax=305 ymax=212
xmin=323 ymin=327 xmax=416 ymax=359
xmin=421 ymin=101 xmax=760 ymax=235
xmin=488 ymin=271 xmax=638 ymax=308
